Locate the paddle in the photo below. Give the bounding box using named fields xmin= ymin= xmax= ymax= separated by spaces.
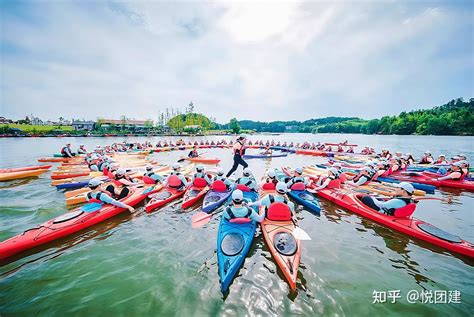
xmin=191 ymin=208 xmax=224 ymax=228
xmin=293 ymin=226 xmax=311 ymax=240
xmin=178 ymin=152 xmax=209 ymax=163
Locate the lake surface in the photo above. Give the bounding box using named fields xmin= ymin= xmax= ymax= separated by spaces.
xmin=0 ymin=133 xmax=473 ymax=316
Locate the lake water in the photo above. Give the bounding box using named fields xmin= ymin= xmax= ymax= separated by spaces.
xmin=0 ymin=133 xmax=473 ymax=316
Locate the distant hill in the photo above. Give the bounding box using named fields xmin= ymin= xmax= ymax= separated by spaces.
xmin=218 ymin=98 xmax=473 ymax=136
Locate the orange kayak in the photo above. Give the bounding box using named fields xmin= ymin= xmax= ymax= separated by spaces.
xmin=0 ymin=165 xmax=52 ymax=173
xmin=0 ymin=169 xmax=48 ymax=181
xmin=259 ymin=189 xmax=301 ymax=291
xmin=187 ymin=157 xmax=221 ymax=164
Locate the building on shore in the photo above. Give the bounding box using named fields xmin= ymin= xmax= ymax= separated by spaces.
xmin=97 ymin=118 xmax=153 ymax=133
xmin=72 ymin=120 xmax=95 ymax=131
xmin=0 ymin=117 xmax=13 ymax=124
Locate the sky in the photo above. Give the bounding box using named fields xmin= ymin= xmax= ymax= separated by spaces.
xmin=0 ymin=1 xmax=472 ymax=123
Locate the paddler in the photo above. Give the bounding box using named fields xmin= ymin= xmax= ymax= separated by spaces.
xmin=166 ymin=163 xmax=189 ymax=188
xmin=310 ymin=168 xmax=340 ymax=191
xmin=192 ymin=165 xmax=212 ymax=185
xmin=360 ymin=182 xmax=415 ymax=215
xmin=222 ymin=190 xmax=265 ymax=222
xmin=263 ymin=170 xmax=279 ymax=187
xmin=347 ymin=167 xmax=372 ymax=186
xmin=261 ymin=146 xmax=273 ymax=155
xmin=61 ymin=143 xmax=75 ymax=158
xmin=86 ymin=179 xmax=135 ymax=212
xmin=419 ymin=151 xmax=433 ymax=164
xmin=143 ymin=165 xmax=164 ymax=184
xmin=235 ymin=168 xmax=258 ymax=192
xmin=226 ymin=134 xmax=249 ymax=177
xmin=249 ymin=182 xmax=295 ymax=212
xmin=77 ymin=144 xmax=87 ymax=154
xmin=214 ymin=168 xmax=233 ymax=187
xmin=436 ymin=163 xmax=465 ymax=181
xmin=286 ymin=168 xmax=310 ymax=189
xmin=434 ymin=154 xmax=448 ymax=165
xmin=114 ymin=168 xmax=138 ymax=186
xmin=188 ymin=146 xmax=199 ymax=158
xmin=406 ymin=153 xmax=415 ymax=165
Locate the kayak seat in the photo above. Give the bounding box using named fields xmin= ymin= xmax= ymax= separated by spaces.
xmin=236 ymin=184 xmax=251 ymax=192
xmin=211 ymin=180 xmax=227 ymax=192
xmin=168 ymin=175 xmax=182 ymax=188
xmin=262 ymin=182 xmax=276 ymax=190
xmin=290 ymin=183 xmax=306 ymax=191
xmin=393 ymin=203 xmax=417 ymax=218
xmin=143 ymin=176 xmax=157 ymax=185
xmin=327 ymin=179 xmax=341 ymax=189
xmin=229 ymin=218 xmax=252 ymax=224
xmin=267 ymin=202 xmax=292 ymax=221
xmin=193 ymin=177 xmax=208 ymax=187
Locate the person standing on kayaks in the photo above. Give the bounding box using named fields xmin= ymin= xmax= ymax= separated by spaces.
xmin=226 ymin=134 xmax=249 ymax=177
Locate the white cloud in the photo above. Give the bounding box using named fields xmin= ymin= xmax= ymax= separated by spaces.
xmin=0 ymin=1 xmax=472 ymax=122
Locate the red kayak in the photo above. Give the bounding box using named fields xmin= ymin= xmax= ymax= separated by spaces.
xmin=145 ymin=186 xmax=187 ymax=212
xmin=0 ymin=165 xmax=52 ymax=173
xmin=0 ymin=186 xmax=150 ymax=260
xmin=50 ymin=172 xmax=91 ymax=180
xmin=391 ymin=172 xmax=474 ymax=191
xmin=181 ymin=178 xmax=210 ymax=209
xmin=314 ymin=186 xmax=474 ymax=258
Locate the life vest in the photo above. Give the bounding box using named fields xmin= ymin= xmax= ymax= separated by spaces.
xmin=87 ymin=191 xmax=108 ymax=204
xmin=193 ymin=177 xmax=208 ymax=187
xmin=262 ymin=181 xmax=276 ymax=190
xmin=167 ymin=175 xmax=183 ymax=188
xmin=233 ymin=141 xmax=246 ymax=156
xmin=236 ymin=184 xmax=251 ymax=192
xmin=383 ymin=197 xmax=417 ymax=218
xmin=211 ymin=180 xmax=227 ymax=192
xmin=225 ymin=205 xmax=253 ymax=219
xmin=143 ymin=173 xmax=158 ymax=184
xmin=61 ymin=147 xmax=69 ymax=155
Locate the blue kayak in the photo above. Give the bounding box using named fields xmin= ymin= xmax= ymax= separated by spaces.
xmin=376 ymin=177 xmax=436 ymax=194
xmin=287 ymin=190 xmax=321 ymax=215
xmin=217 ymin=190 xmax=258 ymax=293
xmin=275 ymin=169 xmax=321 ymax=214
xmin=56 ymin=181 xmax=89 ymax=190
xmin=202 ymin=186 xmax=233 ymax=213
xmin=243 ymin=152 xmax=288 ymax=159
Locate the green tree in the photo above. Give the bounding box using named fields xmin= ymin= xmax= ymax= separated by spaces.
xmin=229 ymin=118 xmax=241 ymax=134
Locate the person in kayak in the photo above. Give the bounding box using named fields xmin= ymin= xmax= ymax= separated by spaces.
xmin=434 ymin=154 xmax=448 ymax=165
xmin=360 ymin=182 xmax=415 ymax=215
xmin=192 ymin=165 xmax=212 ymax=185
xmin=226 ymin=135 xmax=248 ymax=177
xmin=310 ymin=168 xmax=341 ymax=191
xmin=113 ymin=168 xmax=138 ymax=186
xmin=235 ymin=168 xmax=258 ymax=192
xmin=249 ymin=182 xmax=295 ymax=212
xmin=223 ymin=190 xmax=265 ymax=222
xmin=419 ymin=151 xmax=433 ymax=164
xmin=286 ymin=168 xmax=310 ymax=189
xmin=77 ymin=144 xmax=87 ymax=154
xmin=347 ymin=167 xmax=372 ymax=186
xmin=436 ymin=163 xmax=465 ymax=181
xmin=143 ymin=165 xmax=164 ymax=184
xmin=188 ymin=146 xmax=199 ymax=158
xmin=406 ymin=153 xmax=415 ymax=165
xmin=262 ymin=170 xmax=279 ymax=189
xmin=86 ymin=179 xmax=135 ymax=213
xmin=260 ymin=146 xmax=273 ymax=155
xmin=214 ymin=168 xmax=233 ymax=187
xmin=166 ymin=163 xmax=189 ymax=188
xmin=61 ymin=143 xmax=75 ymax=158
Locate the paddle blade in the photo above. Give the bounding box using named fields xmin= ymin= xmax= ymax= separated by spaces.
xmin=293 ymin=227 xmax=311 ymax=240
xmin=191 ymin=211 xmax=213 ymax=228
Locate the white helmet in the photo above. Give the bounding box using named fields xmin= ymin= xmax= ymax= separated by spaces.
xmin=88 ymin=178 xmax=102 ymax=188
xmin=116 ymin=168 xmax=126 ymax=176
xmin=243 ymin=168 xmax=251 ymax=177
xmin=146 ymin=165 xmax=153 ymax=171
xmin=172 ymin=163 xmax=181 ymax=170
xmin=328 ymin=167 xmax=338 ymax=175
xmin=267 ymin=170 xmax=276 ymax=178
xmin=196 ymin=165 xmax=204 ymax=172
xmin=397 ymin=182 xmax=414 ymax=195
xmin=232 ymin=189 xmax=244 ymax=203
xmin=276 ymin=182 xmax=287 ymax=194
xmin=217 ymin=168 xmax=224 ymax=176
xmin=294 ymin=167 xmax=303 ymax=175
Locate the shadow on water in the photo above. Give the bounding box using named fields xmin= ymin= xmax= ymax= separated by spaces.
xmin=0 ymin=177 xmax=43 ymax=189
